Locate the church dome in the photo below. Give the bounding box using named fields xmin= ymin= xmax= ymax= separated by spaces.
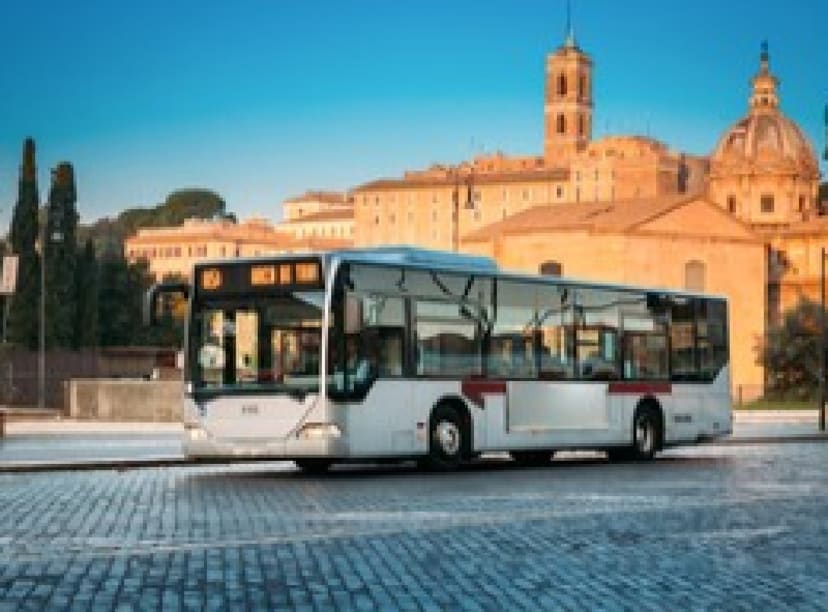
xmin=712 ymin=111 xmax=818 ymax=176
xmin=711 ymin=44 xmax=819 ymax=178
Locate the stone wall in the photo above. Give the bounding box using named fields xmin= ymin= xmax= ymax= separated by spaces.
xmin=68 ymin=379 xmax=182 ymax=422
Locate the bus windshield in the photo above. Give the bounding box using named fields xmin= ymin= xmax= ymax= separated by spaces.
xmin=189 ymin=291 xmax=325 ymax=396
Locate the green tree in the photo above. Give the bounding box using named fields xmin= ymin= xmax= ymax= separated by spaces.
xmin=97 ymin=248 xmax=135 ymax=347
xmin=44 ymin=162 xmax=79 ymax=348
xmin=78 ymin=188 xmax=228 ymax=252
xmin=758 ymin=298 xmax=825 ymax=400
xmin=73 ymin=239 xmax=98 ymax=348
xmin=7 ymin=138 xmax=41 ymax=349
xmin=97 ymin=248 xmax=158 ymax=347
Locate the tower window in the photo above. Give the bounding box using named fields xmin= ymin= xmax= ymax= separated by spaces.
xmin=727 ymin=195 xmax=737 ymax=214
xmin=798 ymin=195 xmax=806 ymax=212
xmin=579 ymin=76 xmax=586 ymax=100
xmin=761 ymin=194 xmax=775 ymax=213
xmin=556 ymin=114 xmax=566 ymax=135
xmin=557 ymin=73 xmax=567 ymax=96
xmin=579 ymin=115 xmax=585 ymax=137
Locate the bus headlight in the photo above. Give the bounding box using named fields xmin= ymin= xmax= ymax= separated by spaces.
xmin=186 ymin=426 xmax=208 ymax=441
xmin=297 ymin=423 xmax=342 ymax=439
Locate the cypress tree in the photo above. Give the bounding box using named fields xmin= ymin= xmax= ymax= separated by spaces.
xmin=73 ymin=239 xmax=98 ymax=348
xmin=43 ymin=162 xmax=79 ymax=348
xmin=7 ymin=138 xmax=41 ymax=349
xmin=97 ymin=246 xmax=133 ymax=347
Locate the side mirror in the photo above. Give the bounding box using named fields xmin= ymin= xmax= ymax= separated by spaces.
xmin=144 ymin=282 xmax=191 ymax=326
xmin=344 ymin=294 xmax=363 ymax=335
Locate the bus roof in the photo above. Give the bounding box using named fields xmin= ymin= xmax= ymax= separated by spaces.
xmin=192 ymin=246 xmax=727 ymax=302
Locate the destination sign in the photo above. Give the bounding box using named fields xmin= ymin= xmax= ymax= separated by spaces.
xmin=250 ymin=265 xmax=276 ymax=286
xmin=196 ymin=259 xmax=323 ymax=294
xmin=201 ymin=268 xmax=223 ymax=291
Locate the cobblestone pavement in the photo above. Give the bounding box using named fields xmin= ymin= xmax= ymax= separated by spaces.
xmin=1 ymin=443 xmax=827 ymax=610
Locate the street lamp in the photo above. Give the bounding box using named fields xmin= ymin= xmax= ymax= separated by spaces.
xmin=818 ymin=106 xmax=828 ymax=431
xmin=451 ymin=166 xmax=476 ymax=252
xmin=821 ymin=247 xmax=827 ymax=432
xmin=38 ymin=203 xmax=62 ymax=410
xmin=38 ymin=210 xmax=46 ymax=409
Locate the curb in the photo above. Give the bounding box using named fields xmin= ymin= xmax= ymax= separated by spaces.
xmin=713 ymin=433 xmax=828 ymax=445
xmin=0 ymin=456 xmax=278 ymax=474
xmin=2 ymin=433 xmax=827 ymax=474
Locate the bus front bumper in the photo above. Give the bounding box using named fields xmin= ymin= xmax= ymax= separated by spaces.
xmin=182 ymin=424 xmax=349 ymax=459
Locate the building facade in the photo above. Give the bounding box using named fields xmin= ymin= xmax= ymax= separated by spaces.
xmin=125 ymin=216 xmax=350 ymax=280
xmin=277 ymin=191 xmax=354 ymax=241
xmin=347 ymin=34 xmax=824 ymax=396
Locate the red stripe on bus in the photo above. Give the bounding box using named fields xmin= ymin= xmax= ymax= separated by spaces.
xmin=608 ymin=382 xmax=672 ymax=395
xmin=462 ymin=379 xmax=507 ymax=408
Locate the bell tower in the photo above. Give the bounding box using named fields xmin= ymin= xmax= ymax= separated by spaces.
xmin=544 ymin=11 xmax=593 ymax=164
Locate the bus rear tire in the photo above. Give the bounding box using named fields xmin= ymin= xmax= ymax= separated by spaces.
xmin=511 ymin=450 xmax=555 ymax=467
xmin=295 ymin=459 xmax=332 ymax=474
xmin=422 ymin=403 xmax=465 ymax=471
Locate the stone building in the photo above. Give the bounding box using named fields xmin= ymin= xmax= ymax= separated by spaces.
xmin=707 ymin=43 xmax=823 ymax=319
xmin=278 ymin=191 xmax=354 ymax=241
xmin=352 ymin=28 xmax=706 ymax=251
xmin=347 ymin=33 xmax=824 ymax=397
xmin=125 ymin=216 xmax=349 ymax=280
xmin=460 ymin=195 xmax=767 ymax=397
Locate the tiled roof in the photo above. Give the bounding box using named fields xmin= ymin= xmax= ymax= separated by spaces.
xmin=462 ymin=193 xmax=714 ymax=241
xmin=284 ymin=191 xmax=350 ymax=204
xmin=283 ymin=209 xmax=354 ymax=224
xmin=352 ymin=168 xmax=569 ymax=192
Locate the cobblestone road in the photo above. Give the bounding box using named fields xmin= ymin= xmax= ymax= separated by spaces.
xmin=1 ymin=443 xmax=827 ymax=610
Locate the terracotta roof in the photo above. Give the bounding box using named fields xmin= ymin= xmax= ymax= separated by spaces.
xmin=284 ymin=191 xmax=350 ymax=205
xmin=462 ymin=192 xmax=725 ymax=241
xmin=352 ymin=168 xmax=569 ymax=192
xmin=283 ymin=209 xmax=354 ymax=224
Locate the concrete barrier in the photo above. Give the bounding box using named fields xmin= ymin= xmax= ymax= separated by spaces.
xmin=68 ymin=379 xmax=182 ymax=422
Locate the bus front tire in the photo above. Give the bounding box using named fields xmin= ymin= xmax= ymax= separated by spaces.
xmin=423 ymin=403 xmax=465 ymax=471
xmin=295 ymin=459 xmax=332 ymax=474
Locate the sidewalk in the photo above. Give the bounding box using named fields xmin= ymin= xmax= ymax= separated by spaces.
xmin=0 ymin=412 xmax=826 ymax=473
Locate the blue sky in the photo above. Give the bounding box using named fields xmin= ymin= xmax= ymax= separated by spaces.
xmin=0 ymin=0 xmax=825 ymax=227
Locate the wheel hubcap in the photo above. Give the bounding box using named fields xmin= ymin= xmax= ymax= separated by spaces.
xmin=435 ymin=420 xmax=460 ymax=455
xmin=636 ymin=417 xmax=654 ymax=453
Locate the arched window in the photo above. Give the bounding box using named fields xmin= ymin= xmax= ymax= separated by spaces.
xmin=578 ymin=75 xmax=587 ymax=100
xmin=727 ymin=195 xmax=737 ymax=214
xmin=556 ymin=114 xmax=566 ymax=134
xmin=557 ymin=73 xmax=567 ymax=96
xmin=578 ymin=115 xmax=585 ymax=137
xmin=684 ymin=260 xmax=706 ymax=292
xmin=539 ymin=261 xmax=563 ymax=277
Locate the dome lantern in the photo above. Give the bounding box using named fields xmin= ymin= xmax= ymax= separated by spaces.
xmin=749 ymin=40 xmax=779 ymax=112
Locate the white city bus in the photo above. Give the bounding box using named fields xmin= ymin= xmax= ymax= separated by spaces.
xmin=148 ymin=247 xmax=731 ymax=472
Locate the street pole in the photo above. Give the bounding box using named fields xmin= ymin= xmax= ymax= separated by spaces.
xmin=38 ymin=215 xmax=45 ymax=410
xmin=451 ymin=168 xmax=459 ymax=252
xmin=821 ymin=247 xmax=826 ymax=432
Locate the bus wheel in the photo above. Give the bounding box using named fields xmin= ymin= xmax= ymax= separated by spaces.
xmin=510 ymin=451 xmax=555 ymax=467
xmin=631 ymin=405 xmax=660 ymax=460
xmin=424 ymin=403 xmax=464 ymax=471
xmin=295 ymin=459 xmax=332 ymax=474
